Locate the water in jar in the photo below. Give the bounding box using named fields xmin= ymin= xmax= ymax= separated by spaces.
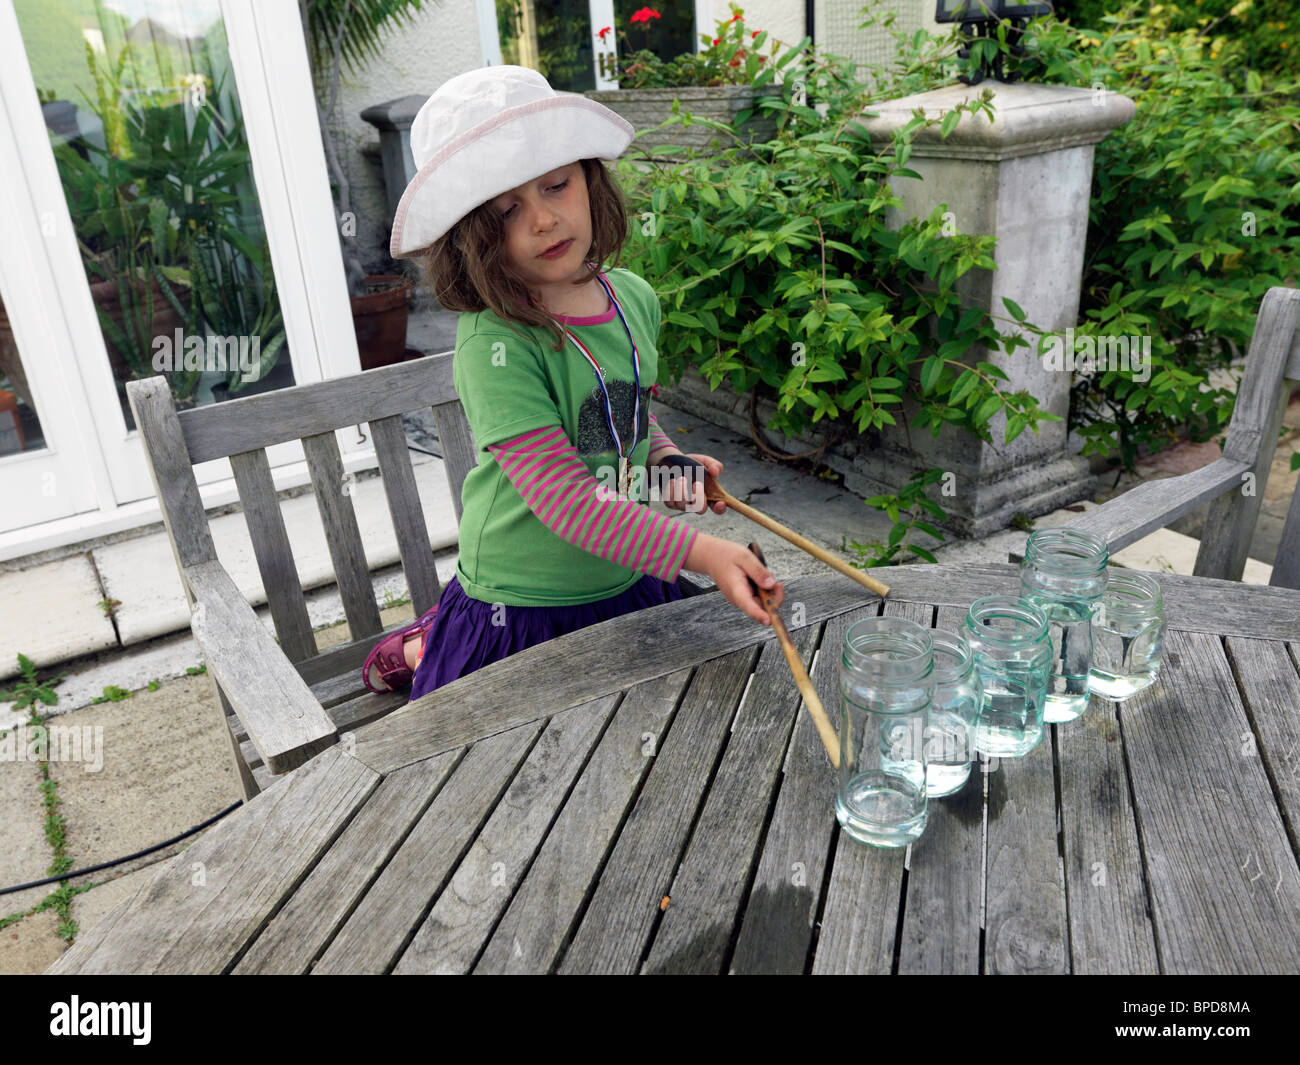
xmin=1090 ymin=612 xmax=1165 ymax=700
xmin=1028 ymin=596 xmax=1097 ymax=724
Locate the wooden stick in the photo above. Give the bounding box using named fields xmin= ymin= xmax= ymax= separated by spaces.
xmin=704 ymin=475 xmax=890 ymax=599
xmin=746 ymin=542 xmax=841 ymax=770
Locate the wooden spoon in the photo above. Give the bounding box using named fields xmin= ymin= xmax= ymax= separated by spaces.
xmin=746 ymin=542 xmax=841 ymax=770
xmin=690 ymin=463 xmax=890 ymax=600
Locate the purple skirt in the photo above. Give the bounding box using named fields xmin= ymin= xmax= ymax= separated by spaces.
xmin=407 ymin=572 xmax=689 ymax=703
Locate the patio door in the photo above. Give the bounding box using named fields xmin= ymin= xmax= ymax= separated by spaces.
xmin=0 ymin=0 xmax=364 ymax=523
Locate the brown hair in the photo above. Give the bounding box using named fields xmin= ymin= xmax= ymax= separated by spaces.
xmin=412 ymin=157 xmax=629 ymax=353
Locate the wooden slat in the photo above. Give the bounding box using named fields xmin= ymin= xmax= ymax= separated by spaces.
xmin=295 ymin=622 xmax=415 ymax=687
xmin=730 ymin=609 xmax=866 ymax=974
xmin=230 ymin=684 xmax=404 ymax=748
xmin=641 ymin=626 xmax=818 ymax=974
xmin=895 ymin=604 xmax=985 ymax=975
xmin=177 ymin=352 xmax=457 ymax=463
xmin=233 ymin=751 xmax=462 ymax=973
xmin=557 ymin=645 xmax=761 ymax=974
xmin=1120 ymin=629 xmax=1300 ymax=972
xmin=210 ymin=674 xmax=260 ymax=801
xmin=310 ymin=720 xmax=544 ymax=974
xmin=984 ymin=721 xmax=1069 ymax=974
xmin=474 ymin=670 xmax=693 ymax=973
xmin=393 ymin=696 xmax=619 ymax=974
xmin=1224 ymin=635 xmax=1300 ymax=858
xmin=1195 ymin=287 xmax=1300 ymax=580
xmin=1269 ymin=485 xmax=1300 ymax=589
xmin=228 ymin=448 xmax=317 ymax=663
xmin=47 ymin=747 xmax=380 ymax=974
xmin=186 ymin=559 xmax=337 ymax=775
xmin=302 ymin=430 xmax=384 ymax=642
xmin=350 ymin=573 xmax=872 ymax=775
xmin=370 ymin=413 xmax=442 ymax=618
xmin=125 ymin=376 xmax=217 ymax=571
xmin=810 ymin=832 xmax=906 ymax=974
xmin=1056 ymin=692 xmax=1159 ymax=974
xmin=1063 ymin=457 xmax=1249 ymax=553
xmin=883 ymin=563 xmax=1300 ymax=641
xmin=431 ymin=398 xmax=477 ymax=527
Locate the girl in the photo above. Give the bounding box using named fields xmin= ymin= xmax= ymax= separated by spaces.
xmin=362 ymin=65 xmax=784 ymax=699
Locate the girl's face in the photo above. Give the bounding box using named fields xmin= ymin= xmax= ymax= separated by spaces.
xmin=490 ymin=162 xmax=593 ymax=304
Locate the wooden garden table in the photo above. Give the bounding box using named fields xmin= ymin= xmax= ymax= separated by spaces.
xmin=45 ymin=563 xmax=1300 ymax=975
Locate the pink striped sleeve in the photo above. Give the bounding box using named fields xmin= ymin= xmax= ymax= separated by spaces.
xmin=487 ymin=426 xmax=696 ymax=582
xmin=647 ymin=410 xmax=682 ymax=464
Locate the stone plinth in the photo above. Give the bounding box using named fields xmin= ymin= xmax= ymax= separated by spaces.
xmin=844 ymin=79 xmax=1136 ymax=535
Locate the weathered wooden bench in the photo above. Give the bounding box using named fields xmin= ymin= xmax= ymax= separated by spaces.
xmin=127 ymin=352 xmax=711 ymax=801
xmin=1022 ymin=285 xmax=1300 ymax=587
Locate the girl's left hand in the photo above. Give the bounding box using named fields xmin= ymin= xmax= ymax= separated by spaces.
xmin=663 ymin=453 xmax=727 ymax=515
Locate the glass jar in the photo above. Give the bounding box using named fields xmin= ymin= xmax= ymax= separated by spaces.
xmin=961 ymin=595 xmax=1051 ymax=758
xmin=1089 ymin=569 xmax=1166 ymax=701
xmin=836 ymin=617 xmax=934 ymax=848
xmin=925 ymin=629 xmax=982 ymax=797
xmin=1019 ymin=528 xmax=1109 ymax=724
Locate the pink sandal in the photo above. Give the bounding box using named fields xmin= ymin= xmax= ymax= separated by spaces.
xmin=361 ymin=604 xmax=439 ymax=695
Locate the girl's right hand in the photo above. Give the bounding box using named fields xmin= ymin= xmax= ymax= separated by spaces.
xmin=684 ymin=534 xmax=785 ymax=627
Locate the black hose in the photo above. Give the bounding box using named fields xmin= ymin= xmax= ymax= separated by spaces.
xmin=0 ymin=800 xmax=243 ymax=898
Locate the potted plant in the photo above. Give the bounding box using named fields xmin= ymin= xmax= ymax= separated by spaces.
xmin=300 ymin=0 xmax=432 ymax=369
xmin=586 ymin=4 xmax=796 ymax=157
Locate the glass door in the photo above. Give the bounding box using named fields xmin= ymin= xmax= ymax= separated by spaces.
xmin=0 ymin=0 xmax=361 ymax=512
xmin=0 ymin=108 xmax=101 ymax=534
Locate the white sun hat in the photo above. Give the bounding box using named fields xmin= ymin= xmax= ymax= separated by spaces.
xmin=389 ymin=65 xmax=635 ymax=258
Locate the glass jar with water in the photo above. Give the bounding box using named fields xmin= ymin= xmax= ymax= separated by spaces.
xmin=1089 ymin=569 xmax=1166 ymax=701
xmin=962 ymin=595 xmax=1051 ymax=758
xmin=837 ymin=617 xmax=934 ymax=848
xmin=1019 ymin=529 xmax=1109 ymax=723
xmin=926 ymin=629 xmax=982 ymax=796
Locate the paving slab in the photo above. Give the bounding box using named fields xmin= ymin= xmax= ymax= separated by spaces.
xmin=0 ymin=909 xmax=65 ymax=975
xmin=0 ymin=754 xmax=57 ymax=918
xmin=45 ymin=675 xmax=244 ymax=873
xmin=0 ymin=556 xmax=117 ymax=683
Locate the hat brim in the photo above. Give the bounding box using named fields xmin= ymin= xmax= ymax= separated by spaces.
xmin=390 ymin=96 xmax=635 ymax=258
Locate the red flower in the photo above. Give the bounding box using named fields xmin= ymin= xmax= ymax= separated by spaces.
xmin=630 ymin=7 xmax=661 ymax=23
xmin=712 ymin=37 xmax=721 ymax=45
xmin=597 ymin=25 xmax=611 ymax=40
xmin=729 ymin=56 xmax=740 ymax=66
xmin=730 ymin=12 xmax=743 ymax=22
xmin=752 ymin=30 xmax=759 ymax=38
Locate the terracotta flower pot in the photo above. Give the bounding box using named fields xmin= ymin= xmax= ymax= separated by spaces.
xmin=88 ymin=276 xmax=190 ymax=382
xmin=350 ymin=274 xmax=413 ymax=371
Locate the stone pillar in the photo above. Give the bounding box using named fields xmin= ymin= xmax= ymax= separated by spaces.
xmin=359 ymin=94 xmax=428 ymax=224
xmin=850 ymin=80 xmax=1136 ymax=537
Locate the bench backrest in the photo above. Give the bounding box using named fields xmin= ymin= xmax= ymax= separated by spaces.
xmin=126 ymin=351 xmax=476 ymax=679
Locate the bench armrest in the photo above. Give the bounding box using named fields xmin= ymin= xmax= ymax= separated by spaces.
xmin=1061 ymin=457 xmax=1250 ymax=553
xmin=185 ymin=559 xmax=338 ymax=775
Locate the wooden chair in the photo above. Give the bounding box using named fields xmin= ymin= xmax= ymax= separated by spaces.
xmin=1014 ymin=286 xmax=1300 ymax=587
xmin=127 ymin=352 xmax=712 ymax=801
